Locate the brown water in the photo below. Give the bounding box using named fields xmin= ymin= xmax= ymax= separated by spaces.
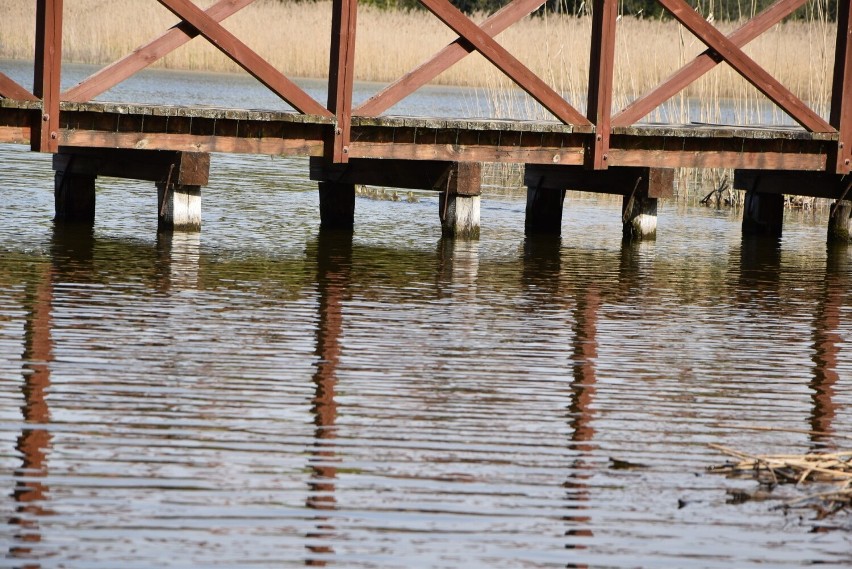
xmin=1 ymin=140 xmax=851 ymax=568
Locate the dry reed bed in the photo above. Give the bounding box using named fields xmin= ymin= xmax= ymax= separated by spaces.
xmin=710 ymin=443 xmax=852 ymax=516
xmin=0 ymin=0 xmax=836 ymax=114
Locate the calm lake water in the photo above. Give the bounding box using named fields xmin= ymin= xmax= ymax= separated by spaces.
xmin=0 ymin=64 xmax=851 ymax=568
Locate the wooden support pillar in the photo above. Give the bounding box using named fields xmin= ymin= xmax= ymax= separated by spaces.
xmin=742 ymin=190 xmax=784 ymax=237
xmin=827 ymin=200 xmax=852 ymax=243
xmin=525 ymin=187 xmax=565 ymax=236
xmin=157 ymin=182 xmax=201 ymax=231
xmin=54 ymin=169 xmax=95 ymax=224
xmin=438 ymin=162 xmax=481 ymax=239
xmin=319 ymin=181 xmax=356 ymax=231
xmin=622 ymin=192 xmax=657 ymax=241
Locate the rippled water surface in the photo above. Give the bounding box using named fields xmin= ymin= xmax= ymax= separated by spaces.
xmin=1 ymin=78 xmax=852 ymax=567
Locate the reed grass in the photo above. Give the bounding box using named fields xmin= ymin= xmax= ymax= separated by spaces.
xmin=0 ymin=0 xmax=836 ymax=110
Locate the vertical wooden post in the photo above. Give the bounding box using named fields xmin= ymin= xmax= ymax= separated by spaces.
xmin=438 ymin=162 xmax=481 ymax=239
xmin=326 ymin=0 xmax=357 ymax=164
xmin=33 ymin=0 xmax=63 ymax=153
xmin=622 ymin=193 xmax=658 ymax=241
xmin=742 ymin=191 xmax=784 ymax=237
xmin=827 ymin=200 xmax=852 ymax=243
xmin=831 ymin=0 xmax=852 ymax=174
xmin=525 ymin=187 xmax=566 ymax=236
xmin=318 ymin=182 xmax=356 ymax=230
xmin=157 ymin=183 xmax=202 ymax=231
xmin=585 ymin=0 xmax=617 ymax=170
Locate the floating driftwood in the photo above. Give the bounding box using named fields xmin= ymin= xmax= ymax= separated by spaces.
xmin=708 ymin=443 xmax=852 ymax=517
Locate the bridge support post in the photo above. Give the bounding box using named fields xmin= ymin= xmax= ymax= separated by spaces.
xmin=524 ymin=187 xmax=565 ymax=236
xmin=157 ymin=182 xmax=201 ymax=231
xmin=438 ymin=162 xmax=481 ymax=239
xmin=54 ymin=170 xmax=96 ymax=224
xmin=742 ymin=191 xmax=784 ymax=237
xmin=319 ymin=182 xmax=356 ymax=231
xmin=622 ymin=193 xmax=657 ymax=241
xmin=828 ymin=200 xmax=852 ymax=243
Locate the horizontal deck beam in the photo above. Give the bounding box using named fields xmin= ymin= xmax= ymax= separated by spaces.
xmin=0 ymin=101 xmax=837 ymax=173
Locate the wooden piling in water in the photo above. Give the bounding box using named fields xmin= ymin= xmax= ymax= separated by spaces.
xmin=438 ymin=163 xmax=481 ymax=239
xmin=54 ymin=170 xmax=95 ymax=224
xmin=524 ymin=187 xmax=565 ymax=236
xmin=622 ymin=193 xmax=657 ymax=241
xmin=157 ymin=182 xmax=201 ymax=231
xmin=742 ymin=190 xmax=784 ymax=237
xmin=318 ymin=182 xmax=356 ymax=231
xmin=827 ymin=200 xmax=852 ymax=243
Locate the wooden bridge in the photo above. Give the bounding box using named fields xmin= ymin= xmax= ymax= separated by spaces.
xmin=2 ymin=0 xmax=852 ymax=240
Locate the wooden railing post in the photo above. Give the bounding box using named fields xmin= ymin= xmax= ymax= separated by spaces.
xmin=326 ymin=0 xmax=357 ymax=163
xmin=33 ymin=0 xmax=63 ymax=153
xmin=585 ymin=0 xmax=618 ymax=170
xmin=830 ymin=0 xmax=852 ymax=174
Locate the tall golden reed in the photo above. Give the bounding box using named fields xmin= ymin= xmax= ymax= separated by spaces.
xmin=0 ymin=0 xmax=835 ymax=116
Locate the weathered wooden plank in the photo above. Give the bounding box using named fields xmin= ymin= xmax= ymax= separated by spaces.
xmin=0 ymin=73 xmax=38 ymax=101
xmin=0 ymin=126 xmax=31 ymax=143
xmin=418 ymin=0 xmax=591 ymax=128
xmin=33 ymin=0 xmax=63 ymax=152
xmin=355 ymin=0 xmax=544 ymax=117
xmin=53 ymin=148 xmax=210 ymax=185
xmin=608 ymin=147 xmax=827 ymax=171
xmin=830 ymin=0 xmax=852 ymax=173
xmin=64 ymin=0 xmax=255 ymax=103
xmin=525 ymin=165 xmax=674 ymax=198
xmin=657 ymin=0 xmax=833 ymax=133
xmin=57 ymin=130 xmax=326 ymax=156
xmin=613 ymin=0 xmax=807 ymax=127
xmin=348 ymin=141 xmax=586 ymax=164
xmin=734 ymin=169 xmax=847 ymax=199
xmin=326 ymin=0 xmax=357 ymax=163
xmin=585 ymin=0 xmax=618 ymax=169
xmin=156 ymin=0 xmax=331 ymax=117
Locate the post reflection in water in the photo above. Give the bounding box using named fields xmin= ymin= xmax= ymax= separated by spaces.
xmin=8 ymin=227 xmax=76 ymax=565
xmin=521 ymin=237 xmax=598 ymax=568
xmin=808 ymin=245 xmax=847 ymax=445
xmin=304 ymin=230 xmax=353 ymax=566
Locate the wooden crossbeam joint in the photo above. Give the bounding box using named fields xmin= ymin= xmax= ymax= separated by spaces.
xmin=326 ymin=0 xmax=357 ymax=163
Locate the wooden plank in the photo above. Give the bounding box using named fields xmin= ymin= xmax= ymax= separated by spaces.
xmin=418 ymin=0 xmax=591 ymax=128
xmin=525 ymin=165 xmax=674 ymax=198
xmin=355 ymin=0 xmax=544 ymax=117
xmin=310 ymin=156 xmax=454 ymax=188
xmin=585 ymin=0 xmax=618 ymax=169
xmin=0 ymin=73 xmax=38 ymax=101
xmin=0 ymin=126 xmax=31 ymax=143
xmin=830 ymin=0 xmax=852 ymax=173
xmin=326 ymin=0 xmax=357 ymax=163
xmin=156 ymin=0 xmax=331 ymax=117
xmin=733 ymin=169 xmax=846 ymax=199
xmin=612 ymin=0 xmax=807 ymax=127
xmin=57 ymin=129 xmax=326 ymax=156
xmin=348 ymin=140 xmax=587 ymax=164
xmin=33 ymin=0 xmax=63 ymax=152
xmin=657 ymin=0 xmax=833 ymax=133
xmin=64 ymin=0 xmax=254 ymax=103
xmin=608 ymin=146 xmax=827 ymax=170
xmin=53 ymin=148 xmax=210 ymax=185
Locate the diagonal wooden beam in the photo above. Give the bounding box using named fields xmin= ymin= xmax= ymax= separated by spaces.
xmin=157 ymin=0 xmax=331 ymax=117
xmin=613 ymin=0 xmax=807 ymax=127
xmin=0 ymin=72 xmax=38 ymax=101
xmin=356 ymin=0 xmax=544 ymax=117
xmin=418 ymin=0 xmax=591 ymax=127
xmin=64 ymin=0 xmax=255 ymax=103
xmin=657 ymin=0 xmax=833 ymax=133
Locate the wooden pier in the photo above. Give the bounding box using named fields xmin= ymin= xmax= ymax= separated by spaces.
xmin=2 ymin=0 xmax=852 ymax=240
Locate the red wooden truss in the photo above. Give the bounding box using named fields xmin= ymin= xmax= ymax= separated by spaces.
xmin=2 ymin=0 xmax=850 ymax=171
